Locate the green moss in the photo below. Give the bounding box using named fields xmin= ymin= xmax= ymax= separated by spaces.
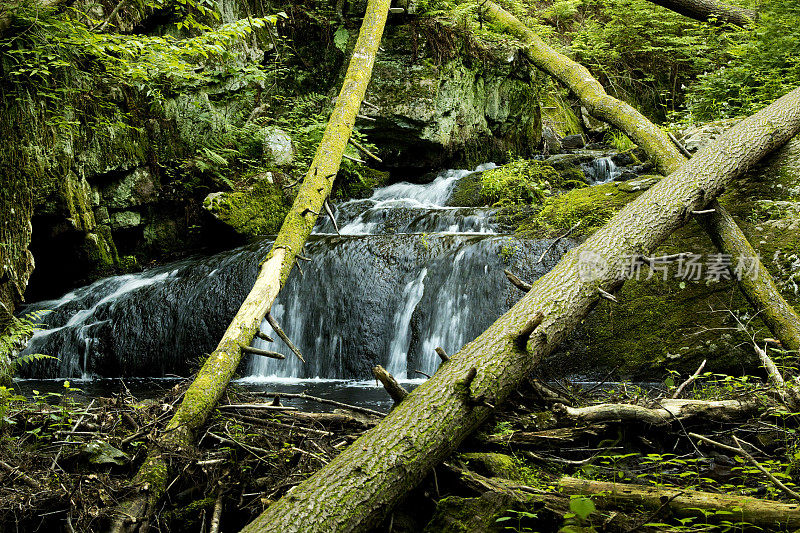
xmin=519 ymin=182 xmax=640 ymax=238
xmin=460 ymin=452 xmax=519 ymax=480
xmin=203 ymin=180 xmax=290 ymax=239
xmin=540 ymin=86 xmax=582 ymax=137
xmin=83 ymin=225 xmax=120 ymax=275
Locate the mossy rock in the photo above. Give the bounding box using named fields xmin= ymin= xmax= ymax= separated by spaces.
xmin=203 ymin=180 xmax=290 ymax=239
xmin=519 ymin=181 xmax=642 ymax=238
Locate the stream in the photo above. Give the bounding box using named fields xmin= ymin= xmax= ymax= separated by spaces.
xmin=16 ymin=156 xmax=630 ymax=407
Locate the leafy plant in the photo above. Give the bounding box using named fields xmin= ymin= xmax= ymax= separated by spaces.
xmin=0 ymin=311 xmax=56 ymax=384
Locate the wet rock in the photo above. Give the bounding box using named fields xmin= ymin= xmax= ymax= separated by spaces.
xmin=561 ymin=134 xmax=585 ymax=149
xmin=100 ymin=167 xmax=159 ymax=210
xmin=613 ymin=170 xmax=639 ymax=182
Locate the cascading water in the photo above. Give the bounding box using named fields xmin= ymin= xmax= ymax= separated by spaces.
xmin=19 ymin=164 xmax=573 ymax=381
xmin=583 ymin=156 xmax=620 ymax=183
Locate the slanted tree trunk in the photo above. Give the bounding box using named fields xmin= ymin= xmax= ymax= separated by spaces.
xmin=643 ymin=0 xmax=756 ymax=27
xmin=482 ymin=0 xmax=800 ymax=354
xmin=108 ymin=0 xmax=392 ymax=529
xmin=241 ymin=87 xmax=800 ymax=533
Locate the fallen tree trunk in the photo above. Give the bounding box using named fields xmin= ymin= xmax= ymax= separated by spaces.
xmin=559 ymin=477 xmax=800 ymax=529
xmin=483 ymin=0 xmax=800 ymax=354
xmin=240 ymin=86 xmax=800 ymax=532
xmin=107 ymin=0 xmax=392 ymax=528
xmin=553 ymin=398 xmax=758 ymax=426
xmin=643 ymin=0 xmax=756 ymax=27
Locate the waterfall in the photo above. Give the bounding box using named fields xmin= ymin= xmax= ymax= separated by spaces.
xmin=19 ymin=164 xmax=572 ymax=380
xmin=583 ymin=156 xmax=620 ymax=183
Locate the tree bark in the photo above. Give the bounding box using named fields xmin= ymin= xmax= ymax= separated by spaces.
xmin=482 ymin=0 xmax=800 ymax=354
xmin=552 ymin=398 xmax=758 ymax=426
xmin=559 ymin=477 xmax=800 ymax=529
xmin=240 ymin=86 xmax=800 ymax=532
xmin=643 ymin=0 xmax=756 ymax=27
xmin=107 ymin=0 xmax=392 ymax=528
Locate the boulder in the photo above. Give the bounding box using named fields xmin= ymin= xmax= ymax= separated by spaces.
xmin=262 ymin=127 xmax=294 ymax=166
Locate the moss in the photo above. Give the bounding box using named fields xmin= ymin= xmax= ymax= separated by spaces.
xmin=203 ymin=180 xmax=290 ymax=239
xmin=447 ymin=171 xmax=484 ymax=207
xmin=540 ymin=86 xmax=582 ymax=137
xmin=460 ymin=453 xmax=519 ymax=480
xmin=83 ymin=225 xmax=119 ymax=276
xmin=519 ymin=182 xmax=641 ymax=238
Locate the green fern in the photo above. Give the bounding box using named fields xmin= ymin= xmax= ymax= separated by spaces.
xmin=0 ymin=311 xmax=56 ymax=384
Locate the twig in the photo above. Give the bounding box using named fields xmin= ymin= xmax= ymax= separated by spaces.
xmin=258 ymin=392 xmax=385 ymax=418
xmin=537 ymin=221 xmax=580 ymax=264
xmin=349 ymin=138 xmax=383 ymax=163
xmin=342 ymin=153 xmax=366 ymax=164
xmin=0 ymin=460 xmax=39 ymax=489
xmin=209 ymin=486 xmax=224 ymax=533
xmin=324 ymin=199 xmax=340 ymax=235
xmin=435 ymin=347 xmax=449 ymax=363
xmin=598 ymin=287 xmax=618 ymax=303
xmin=414 ymin=370 xmax=431 ymax=378
xmin=668 ymin=131 xmax=693 ymax=159
xmin=504 ymin=269 xmax=531 ymax=292
xmin=266 ymin=312 xmax=306 ymax=363
xmin=94 ymin=0 xmax=127 ymax=31
xmin=689 ymin=432 xmax=800 ymax=500
xmin=217 ymin=404 xmax=297 ymax=411
xmin=52 ymin=399 xmax=95 ymax=471
xmin=672 ymin=359 xmax=706 ymax=398
xmin=356 ymin=114 xmax=376 ymax=121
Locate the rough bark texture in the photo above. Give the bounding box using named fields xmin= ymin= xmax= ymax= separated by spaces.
xmin=559 ymin=477 xmax=800 ymax=528
xmin=241 ymin=87 xmax=800 ymax=533
xmin=107 ymin=0 xmax=392 ymax=528
xmin=643 ymin=0 xmax=756 ymax=27
xmin=483 ymin=1 xmax=800 ymax=354
xmin=699 ymin=201 xmax=800 ymax=353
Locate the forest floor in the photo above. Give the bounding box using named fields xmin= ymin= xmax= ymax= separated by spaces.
xmin=2 ymin=367 xmax=799 ymax=532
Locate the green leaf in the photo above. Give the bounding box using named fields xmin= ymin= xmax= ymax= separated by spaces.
xmin=334 ymin=26 xmax=349 ymax=53
xmin=569 ymin=496 xmax=595 ymax=520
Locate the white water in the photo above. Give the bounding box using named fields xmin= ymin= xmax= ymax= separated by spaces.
xmin=386 ymin=268 xmax=428 ymax=379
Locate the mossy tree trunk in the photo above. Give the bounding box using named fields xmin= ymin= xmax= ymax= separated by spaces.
xmin=483 ymin=0 xmax=800 ymax=354
xmin=241 ymin=87 xmax=800 ymax=533
xmin=108 ymin=0 xmax=392 ymax=529
xmin=643 ymin=0 xmax=756 ymax=27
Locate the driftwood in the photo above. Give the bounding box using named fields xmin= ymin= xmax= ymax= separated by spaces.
xmin=559 ymin=477 xmax=800 ymax=529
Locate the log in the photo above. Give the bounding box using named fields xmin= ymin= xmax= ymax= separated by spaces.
xmin=642 ymin=0 xmax=756 ymax=27
xmin=241 ymin=85 xmax=800 ymax=533
xmin=552 ymin=398 xmax=758 ymax=426
xmin=372 ymin=365 xmax=408 ymax=405
xmin=559 ymin=477 xmax=800 ymax=529
xmin=109 ymin=0 xmax=393 ymax=527
xmin=481 ymin=1 xmax=800 ymax=357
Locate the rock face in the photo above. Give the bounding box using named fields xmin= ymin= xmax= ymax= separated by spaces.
xmin=359 ymin=23 xmax=546 ymax=172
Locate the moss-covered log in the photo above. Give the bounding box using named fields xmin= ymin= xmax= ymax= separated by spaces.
xmin=240 ymin=87 xmax=800 ymax=533
xmin=483 ymin=0 xmax=800 ymax=355
xmin=559 ymin=477 xmax=800 ymax=529
xmin=107 ymin=0 xmax=392 ymax=529
xmin=643 ymin=0 xmax=756 ymax=27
